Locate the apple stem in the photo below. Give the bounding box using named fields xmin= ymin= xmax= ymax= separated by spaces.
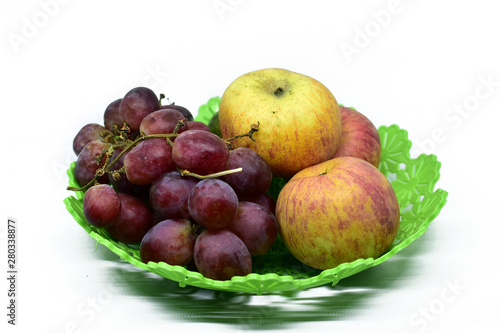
xmin=274 ymin=87 xmax=285 ymax=97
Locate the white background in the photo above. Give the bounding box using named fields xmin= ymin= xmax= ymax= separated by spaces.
xmin=1 ymin=0 xmax=499 ymax=332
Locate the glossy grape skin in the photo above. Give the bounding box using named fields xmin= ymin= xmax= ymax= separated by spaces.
xmin=188 ymin=179 xmax=238 ymax=229
xmin=83 ymin=184 xmax=121 ymax=228
xmin=123 ymin=138 xmax=176 ymax=185
xmin=228 ymin=201 xmax=278 ymax=256
xmin=119 ymin=87 xmax=159 ymax=130
xmin=160 ymin=104 xmax=193 ymax=121
xmin=140 ymin=219 xmax=197 ymax=266
xmin=186 ymin=121 xmax=210 ymax=132
xmin=224 ymin=148 xmax=273 ymax=197
xmin=194 ymin=229 xmax=252 ymax=281
xmin=139 ymin=109 xmax=187 ymax=136
xmin=74 ymin=140 xmax=111 ymax=186
xmin=172 ymin=130 xmax=230 ymax=175
xmin=105 ymin=192 xmax=154 ymax=244
xmin=72 ymin=123 xmax=106 ymax=156
xmin=107 ymin=147 xmax=147 ymax=196
xmin=103 ymin=98 xmax=123 ymax=132
xmin=149 ymin=171 xmax=199 ymax=220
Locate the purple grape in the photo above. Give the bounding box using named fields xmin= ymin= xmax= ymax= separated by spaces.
xmin=188 ymin=179 xmax=238 ymax=229
xmin=160 ymin=104 xmax=193 ymax=121
xmin=240 ymin=193 xmax=276 ymax=215
xmin=140 ymin=219 xmax=197 ymax=266
xmin=73 ymin=123 xmax=106 ymax=156
xmin=149 ymin=171 xmax=199 ymax=220
xmin=194 ymin=229 xmax=252 ymax=280
xmin=103 ymin=98 xmax=123 ymax=132
xmin=123 ymin=138 xmax=176 ymax=185
xmin=139 ymin=109 xmax=187 ymax=136
xmin=107 ymin=147 xmax=148 ymax=195
xmin=74 ymin=140 xmax=111 ymax=186
xmin=186 ymin=121 xmax=210 ymax=132
xmin=119 ymin=87 xmax=159 ymax=130
xmin=83 ymin=184 xmax=121 ymax=228
xmin=228 ymin=201 xmax=278 ymax=256
xmin=105 ymin=192 xmax=153 ymax=244
xmin=225 ymin=148 xmax=273 ymax=197
xmin=172 ymin=130 xmax=230 ymax=175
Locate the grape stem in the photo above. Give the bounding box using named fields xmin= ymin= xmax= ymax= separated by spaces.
xmin=224 ymin=122 xmax=259 ymax=148
xmin=67 ymin=122 xmax=255 ymax=192
xmin=176 ymin=167 xmax=243 ymax=179
xmin=66 ymin=131 xmax=181 ymax=192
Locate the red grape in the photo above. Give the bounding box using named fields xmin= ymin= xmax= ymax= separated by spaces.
xmin=225 ymin=147 xmax=273 ymax=197
xmin=188 ymin=179 xmax=238 ymax=229
xmin=186 ymin=121 xmax=210 ymax=132
xmin=73 ymin=123 xmax=106 ymax=156
xmin=103 ymin=98 xmax=123 ymax=132
xmin=240 ymin=193 xmax=276 ymax=214
xmin=83 ymin=184 xmax=121 ymax=228
xmin=140 ymin=219 xmax=197 ymax=266
xmin=149 ymin=171 xmax=199 ymax=220
xmin=105 ymin=192 xmax=153 ymax=244
xmin=123 ymin=138 xmax=176 ymax=185
xmin=139 ymin=109 xmax=187 ymax=136
xmin=160 ymin=104 xmax=193 ymax=121
xmin=228 ymin=201 xmax=278 ymax=256
xmin=194 ymin=229 xmax=252 ymax=280
xmin=74 ymin=140 xmax=111 ymax=186
xmin=172 ymin=130 xmax=230 ymax=175
xmin=107 ymin=147 xmax=148 ymax=196
xmin=119 ymin=87 xmax=159 ymax=130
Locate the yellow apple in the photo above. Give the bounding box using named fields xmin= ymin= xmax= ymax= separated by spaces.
xmin=275 ymin=156 xmax=400 ymax=270
xmin=218 ymin=68 xmax=342 ymax=178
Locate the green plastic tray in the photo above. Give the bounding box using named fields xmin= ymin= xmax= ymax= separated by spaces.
xmin=64 ymin=98 xmax=448 ymax=294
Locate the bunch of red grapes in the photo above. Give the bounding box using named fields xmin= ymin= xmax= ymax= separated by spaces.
xmin=70 ymin=87 xmax=279 ymax=281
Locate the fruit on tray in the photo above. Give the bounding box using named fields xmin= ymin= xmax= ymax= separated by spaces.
xmin=193 ymin=228 xmax=252 ymax=281
xmin=104 ymin=192 xmax=154 ymax=244
xmin=276 ymin=156 xmax=400 ymax=270
xmin=140 ymin=219 xmax=197 ymax=267
xmin=74 ymin=140 xmax=111 ymax=186
xmin=82 ymin=184 xmax=121 ymax=228
xmin=224 ymin=148 xmax=273 ymax=198
xmin=123 ymin=138 xmax=177 ymax=185
xmin=159 ymin=103 xmax=194 ymax=122
xmin=119 ymin=87 xmax=160 ymax=130
xmin=72 ymin=123 xmax=107 ymax=156
xmin=69 ymin=69 xmax=402 ymax=281
xmin=188 ymin=179 xmax=239 ymax=230
xmin=172 ymin=130 xmax=230 ymax=176
xmin=228 ymin=201 xmax=278 ymax=256
xmin=139 ymin=109 xmax=188 ymax=136
xmin=333 ymin=106 xmax=381 ymax=168
xmin=68 ymin=86 xmax=279 ymax=280
xmin=149 ymin=171 xmax=199 ymax=221
xmin=218 ymin=68 xmax=343 ymax=178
